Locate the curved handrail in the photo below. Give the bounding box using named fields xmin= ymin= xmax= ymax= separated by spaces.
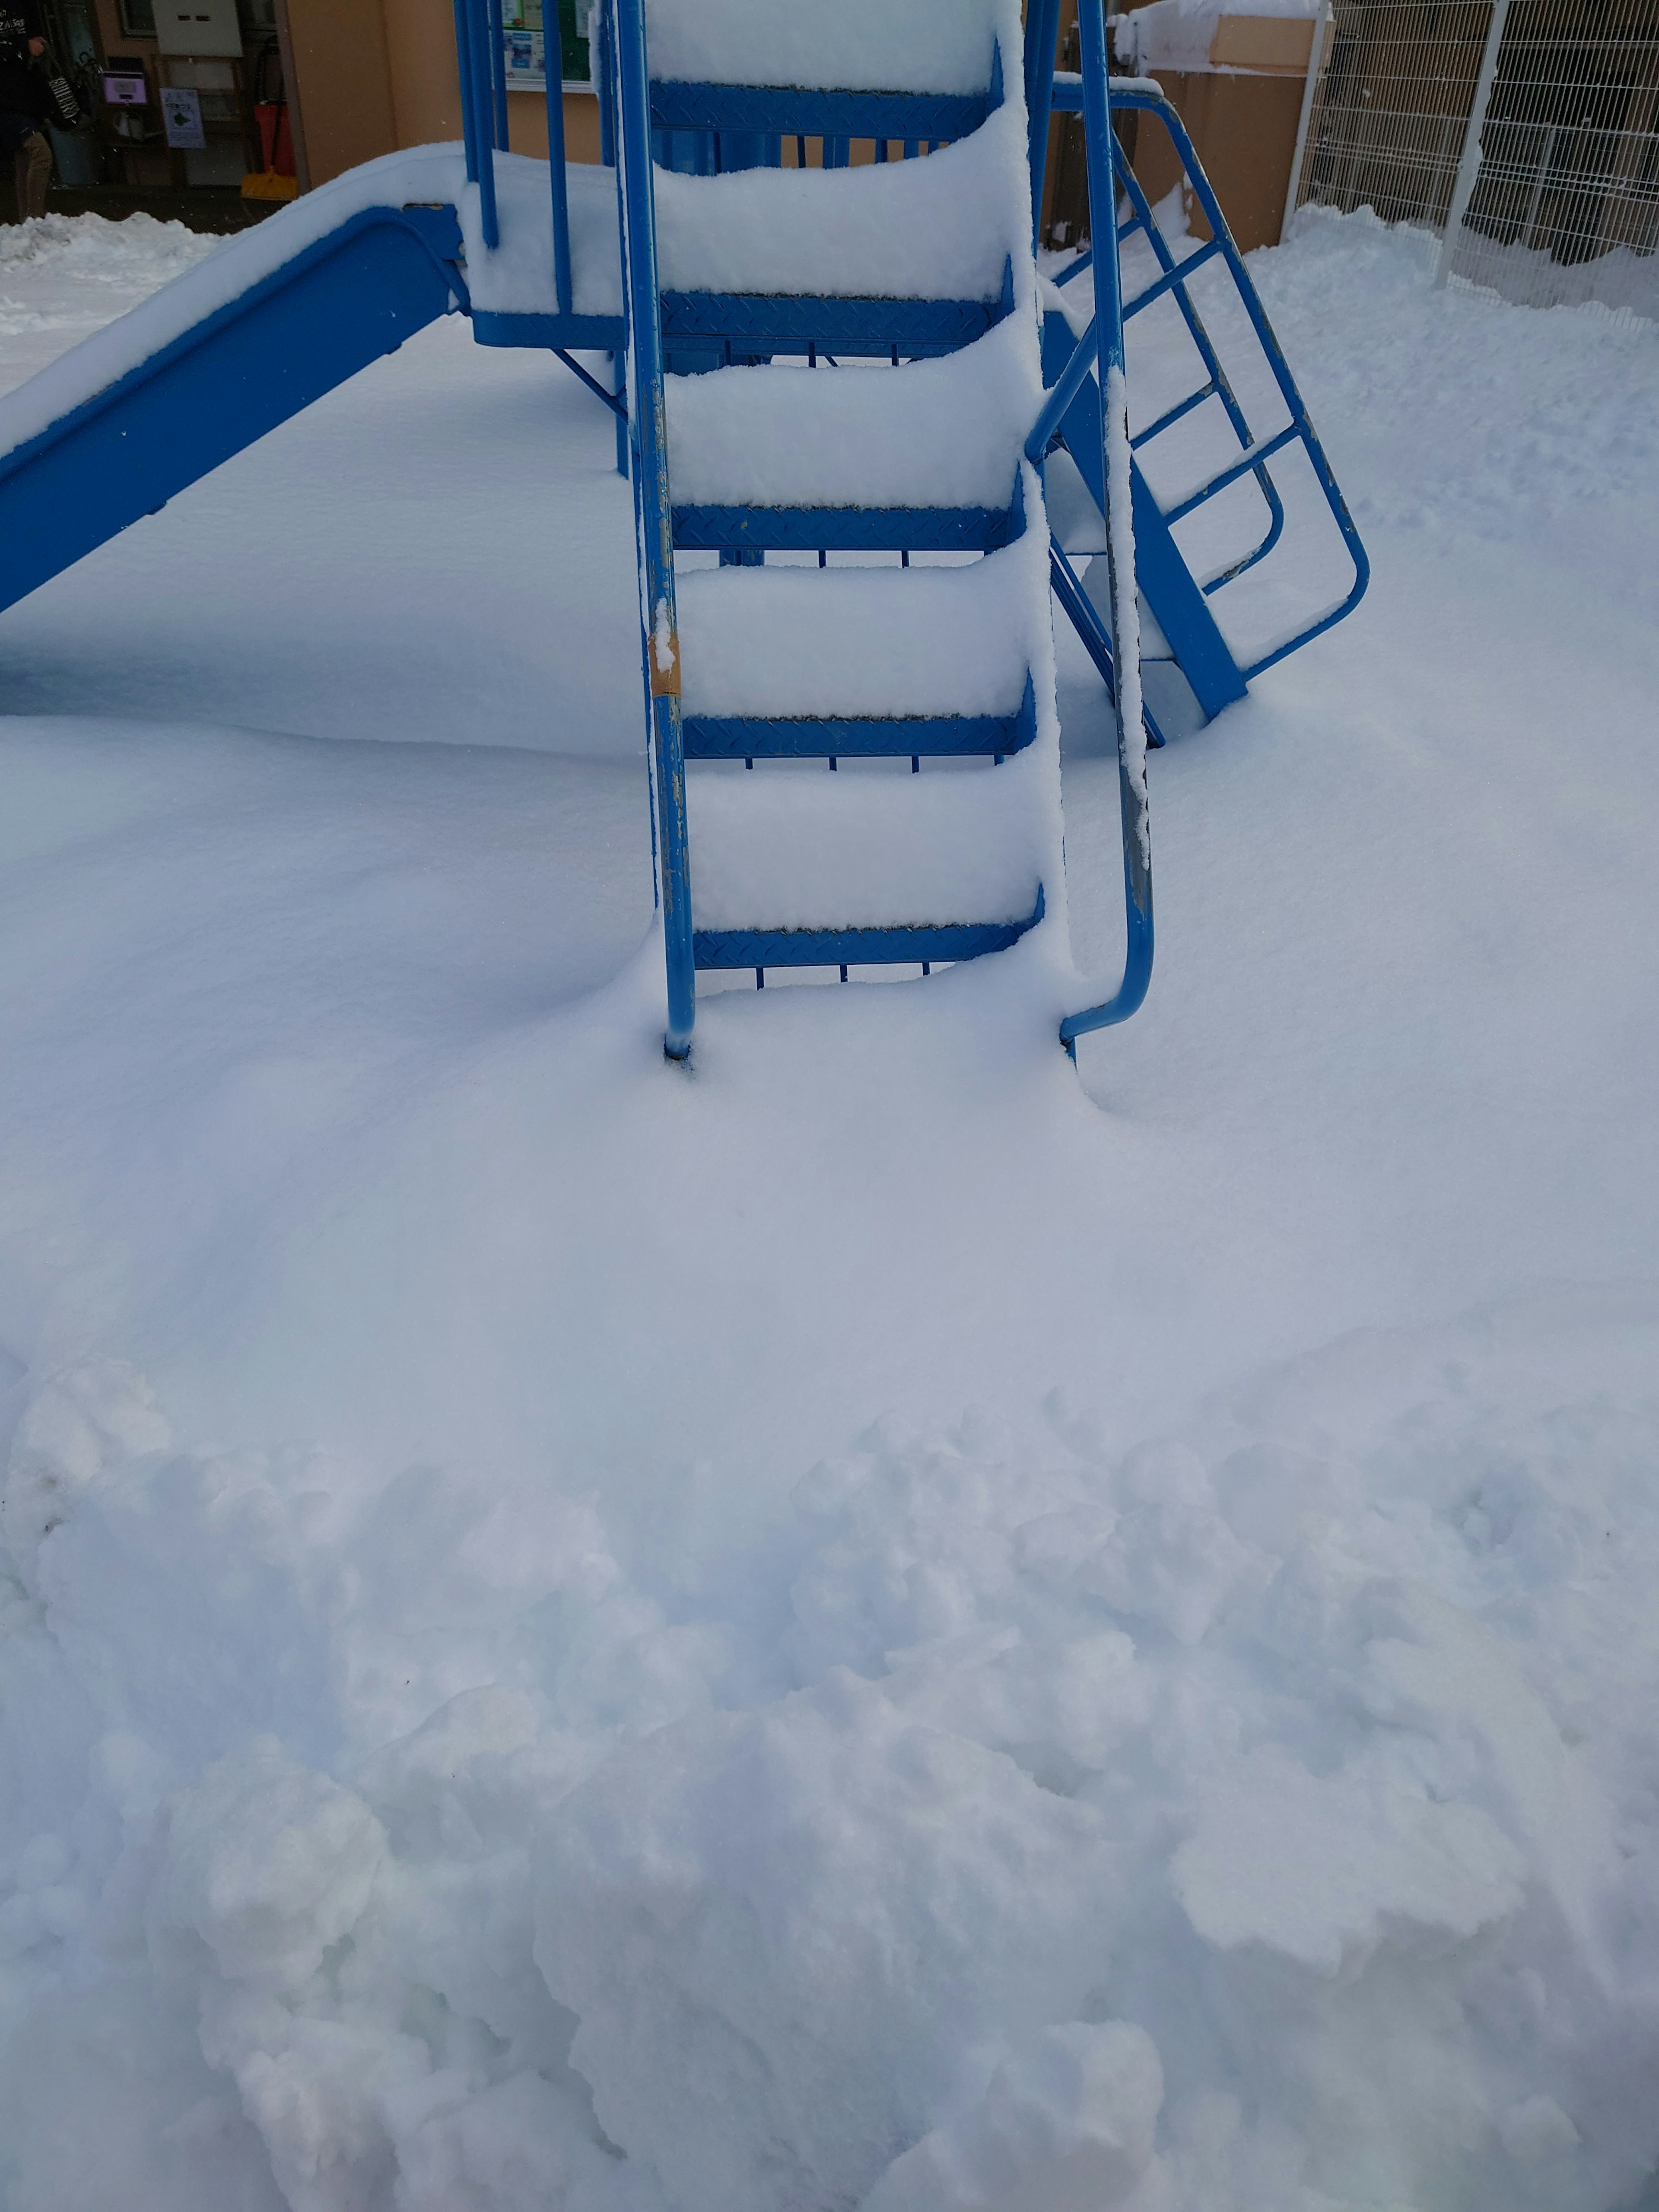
xmin=1053 ymin=1 xmax=1155 ymax=1055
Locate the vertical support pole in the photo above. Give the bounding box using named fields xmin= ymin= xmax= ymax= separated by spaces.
xmin=615 ymin=0 xmax=695 ymax=1058
xmin=545 ymin=10 xmax=574 ymax=315
xmin=452 ymin=0 xmax=479 ymax=182
xmin=1279 ymin=1 xmax=1331 ymax=245
xmin=1060 ymin=0 xmax=1154 ymax=1053
xmin=597 ymin=0 xmax=616 ymax=167
xmin=466 ymin=0 xmax=501 ymax=246
xmin=486 ymin=0 xmax=509 ymax=145
xmin=1024 ymin=0 xmax=1062 ymax=249
xmin=1437 ymin=0 xmax=1512 ymax=287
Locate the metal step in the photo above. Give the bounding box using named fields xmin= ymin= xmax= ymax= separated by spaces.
xmin=650 ymin=83 xmax=992 ymax=143
xmin=673 ymin=501 xmax=1017 ymax=555
xmin=682 ymin=678 xmax=1037 ymax=762
xmin=694 ymin=889 xmax=1045 ymax=973
xmin=660 ymin=260 xmax=1014 ymax=360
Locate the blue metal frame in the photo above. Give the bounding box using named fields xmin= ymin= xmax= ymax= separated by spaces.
xmin=1043 ymin=79 xmax=1369 ymax=680
xmin=0 ymin=206 xmax=467 ymax=619
xmin=1053 ymin=3 xmax=1153 ymax=1054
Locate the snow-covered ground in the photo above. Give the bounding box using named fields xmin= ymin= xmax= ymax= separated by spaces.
xmin=0 ymin=203 xmax=1657 ymax=2212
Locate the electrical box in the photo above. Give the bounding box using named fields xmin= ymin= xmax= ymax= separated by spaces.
xmin=156 ymin=0 xmax=242 ymax=58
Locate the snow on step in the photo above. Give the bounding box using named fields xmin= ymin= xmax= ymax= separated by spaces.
xmin=665 ymin=319 xmax=1041 ymax=512
xmin=654 ymin=108 xmax=1024 ymax=303
xmin=459 ymin=156 xmax=621 ymax=320
xmin=644 ymin=0 xmax=1015 ymax=95
xmin=686 ymin=758 xmax=1045 ymax=932
xmin=677 ymin=531 xmax=1042 ymax=721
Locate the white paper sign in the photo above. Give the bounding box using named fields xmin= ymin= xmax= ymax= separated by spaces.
xmin=160 ymin=85 xmax=205 ymax=149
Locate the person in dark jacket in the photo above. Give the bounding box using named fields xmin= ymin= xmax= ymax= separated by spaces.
xmin=0 ymin=0 xmax=50 ymax=222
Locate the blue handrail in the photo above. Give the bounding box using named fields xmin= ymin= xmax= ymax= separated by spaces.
xmin=1057 ymin=1 xmax=1153 ymax=1054
xmin=611 ymin=0 xmax=696 ymax=1058
xmin=1047 ymin=79 xmax=1369 ymax=675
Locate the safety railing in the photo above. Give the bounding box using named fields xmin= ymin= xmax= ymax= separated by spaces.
xmin=1042 ymin=78 xmax=1370 ymax=681
xmin=451 ymin=0 xmax=609 ymax=315
xmin=1025 ymin=0 xmax=1154 ymax=1053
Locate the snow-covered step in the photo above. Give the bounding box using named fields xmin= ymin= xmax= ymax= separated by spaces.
xmin=644 ymin=0 xmax=1011 ymax=97
xmin=685 ymin=757 xmax=1046 ymax=933
xmin=664 ymin=319 xmax=1039 ymax=542
xmin=653 ymin=114 xmax=1023 ymax=306
xmin=676 ymin=539 xmax=1039 ymax=723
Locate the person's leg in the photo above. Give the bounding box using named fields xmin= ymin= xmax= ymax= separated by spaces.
xmin=17 ymin=129 xmax=49 ymax=220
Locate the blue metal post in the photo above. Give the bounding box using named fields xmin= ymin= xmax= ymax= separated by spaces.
xmin=466 ymin=0 xmax=501 ymax=247
xmin=486 ymin=0 xmax=509 ymax=145
xmin=1023 ymin=0 xmax=1062 ymax=248
xmin=452 ymin=0 xmax=479 ymax=181
xmin=544 ymin=10 xmax=574 ymax=315
xmin=614 ymin=0 xmax=695 ymax=1058
xmin=1060 ymin=0 xmax=1153 ymax=1054
xmin=596 ymin=0 xmax=616 ymax=166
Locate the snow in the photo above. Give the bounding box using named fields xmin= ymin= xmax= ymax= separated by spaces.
xmin=686 ymin=755 xmax=1046 ymax=930
xmin=677 ymin=543 xmax=1035 ymax=719
xmin=642 ymin=0 xmax=1009 ymax=96
xmin=1114 ymin=0 xmax=1318 ymax=77
xmin=664 ymin=319 xmax=1039 ymax=513
xmin=1 ymin=165 xmax=1659 ymax=2212
xmin=0 ymin=214 xmax=217 ymax=403
xmin=653 ymin=113 xmax=1020 ymax=303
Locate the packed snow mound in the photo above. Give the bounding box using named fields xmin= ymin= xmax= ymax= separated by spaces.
xmin=4 ymin=1290 xmax=1659 ymax=2211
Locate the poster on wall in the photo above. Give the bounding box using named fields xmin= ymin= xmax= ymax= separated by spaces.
xmin=498 ymin=0 xmax=591 ymax=92
xmin=159 ymin=83 xmax=205 ymax=147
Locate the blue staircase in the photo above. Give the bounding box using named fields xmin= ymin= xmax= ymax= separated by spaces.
xmin=607 ymin=0 xmax=1067 ymax=1057
xmin=0 ymin=0 xmax=1367 ymax=1071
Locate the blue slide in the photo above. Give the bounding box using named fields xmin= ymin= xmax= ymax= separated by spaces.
xmin=0 ymin=201 xmax=473 ymax=620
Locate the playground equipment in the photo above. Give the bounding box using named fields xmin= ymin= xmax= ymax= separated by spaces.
xmin=0 ymin=0 xmax=1367 ymax=1063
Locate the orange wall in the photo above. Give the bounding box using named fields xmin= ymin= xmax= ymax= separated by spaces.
xmin=282 ymin=0 xmax=602 ymax=185
xmin=284 ymin=0 xmax=398 ymax=184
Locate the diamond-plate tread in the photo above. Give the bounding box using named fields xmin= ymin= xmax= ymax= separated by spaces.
xmin=672 ymin=502 xmax=1016 ymax=553
xmin=682 ymin=678 xmax=1037 ymax=761
xmin=649 ymin=83 xmax=991 ymax=141
xmin=659 ymin=283 xmax=1009 ymax=359
xmin=693 ymin=890 xmax=1045 ymax=971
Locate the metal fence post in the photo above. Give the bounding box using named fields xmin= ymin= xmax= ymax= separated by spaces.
xmin=1279 ymin=2 xmax=1332 ymax=245
xmin=1436 ymin=0 xmax=1512 ymax=288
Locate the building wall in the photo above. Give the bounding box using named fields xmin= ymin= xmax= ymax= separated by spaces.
xmin=278 ymin=0 xmax=601 ymax=186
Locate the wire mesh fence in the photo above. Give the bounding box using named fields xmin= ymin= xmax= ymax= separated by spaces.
xmin=1294 ymin=0 xmax=1494 ymax=229
xmin=1290 ymin=0 xmax=1659 ymax=321
xmin=1450 ymin=0 xmax=1659 ymax=314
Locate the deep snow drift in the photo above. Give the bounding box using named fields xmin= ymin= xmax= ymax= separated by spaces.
xmin=0 ymin=202 xmax=1657 ymax=2212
